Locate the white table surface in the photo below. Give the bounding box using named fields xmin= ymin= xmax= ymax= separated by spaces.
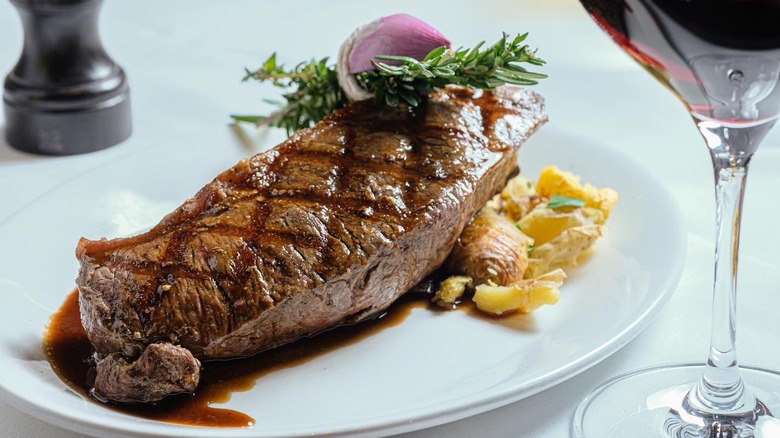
xmin=1 ymin=1 xmax=779 ymax=437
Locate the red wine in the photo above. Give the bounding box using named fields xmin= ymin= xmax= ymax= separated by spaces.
xmin=579 ymin=0 xmax=780 ymax=126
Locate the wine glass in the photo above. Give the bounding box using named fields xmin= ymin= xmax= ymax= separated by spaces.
xmin=571 ymin=1 xmax=780 ymax=437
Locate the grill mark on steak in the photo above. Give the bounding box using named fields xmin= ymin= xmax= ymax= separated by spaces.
xmin=75 ymin=86 xmax=547 ymax=403
xmin=212 ymin=278 xmax=235 ymax=334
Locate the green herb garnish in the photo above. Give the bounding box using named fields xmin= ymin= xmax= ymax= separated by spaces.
xmin=230 ymin=54 xmax=344 ymax=135
xmin=357 ymin=33 xmax=546 ymax=108
xmin=232 ymin=33 xmax=545 ymax=134
xmin=547 ymin=195 xmax=586 ymax=209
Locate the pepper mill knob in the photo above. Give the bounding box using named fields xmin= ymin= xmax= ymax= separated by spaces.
xmin=3 ymin=0 xmax=132 ymax=155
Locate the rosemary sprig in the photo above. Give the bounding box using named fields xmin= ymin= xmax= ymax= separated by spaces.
xmin=230 ymin=54 xmax=343 ymax=135
xmin=358 ymin=33 xmax=546 ymax=107
xmin=232 ymin=33 xmax=545 ymax=133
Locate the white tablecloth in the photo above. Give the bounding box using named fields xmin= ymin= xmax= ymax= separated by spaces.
xmin=1 ymin=1 xmax=778 ymax=437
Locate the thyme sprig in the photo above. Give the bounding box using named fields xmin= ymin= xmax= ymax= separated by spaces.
xmin=231 ymin=33 xmax=545 ymax=134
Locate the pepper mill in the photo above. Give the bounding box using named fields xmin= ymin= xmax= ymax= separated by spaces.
xmin=3 ymin=0 xmax=131 ymax=155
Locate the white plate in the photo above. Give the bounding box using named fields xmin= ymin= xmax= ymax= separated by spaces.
xmin=0 ymin=125 xmax=685 ymax=438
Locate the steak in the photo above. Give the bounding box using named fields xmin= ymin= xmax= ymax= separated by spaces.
xmin=76 ymin=86 xmax=547 ymax=402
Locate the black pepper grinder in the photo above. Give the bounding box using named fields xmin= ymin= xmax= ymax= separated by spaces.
xmin=3 ymin=0 xmax=131 ymax=155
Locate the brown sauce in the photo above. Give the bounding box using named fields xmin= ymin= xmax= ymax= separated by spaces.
xmin=44 ymin=289 xmax=428 ymax=428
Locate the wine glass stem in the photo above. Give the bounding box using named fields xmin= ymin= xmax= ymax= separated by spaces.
xmin=690 ymin=137 xmax=756 ymax=414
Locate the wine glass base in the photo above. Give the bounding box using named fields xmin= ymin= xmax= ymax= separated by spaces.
xmin=572 ymin=363 xmax=780 ymax=437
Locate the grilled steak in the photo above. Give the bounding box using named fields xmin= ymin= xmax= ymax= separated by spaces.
xmin=76 ymin=86 xmax=547 ymax=403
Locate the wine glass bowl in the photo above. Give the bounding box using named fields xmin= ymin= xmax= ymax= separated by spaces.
xmin=572 ymin=0 xmax=780 ymax=437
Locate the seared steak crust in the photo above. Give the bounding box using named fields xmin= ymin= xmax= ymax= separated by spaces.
xmin=76 ymin=86 xmax=547 ymax=402
xmin=93 ymin=343 xmax=200 ymax=403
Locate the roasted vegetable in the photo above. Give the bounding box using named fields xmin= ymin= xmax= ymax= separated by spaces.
xmin=441 ymin=166 xmax=617 ymax=316
xmin=472 ymin=269 xmax=566 ymax=315
xmin=526 ymin=225 xmax=604 ymax=278
xmin=446 ymin=207 xmax=532 ymax=286
xmin=433 ymin=276 xmax=473 ymax=309
xmin=535 ymin=165 xmax=618 ymax=219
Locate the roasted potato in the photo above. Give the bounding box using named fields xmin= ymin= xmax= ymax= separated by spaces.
xmin=525 ymin=225 xmax=604 ymax=278
xmin=442 ymin=166 xmax=616 ymax=316
xmin=517 ymin=205 xmax=604 ymax=246
xmin=472 ymin=269 xmax=566 ymax=315
xmin=535 ymin=165 xmax=618 ymax=219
